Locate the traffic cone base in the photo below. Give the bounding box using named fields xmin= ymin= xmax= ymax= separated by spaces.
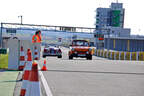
xmin=41 ymin=66 xmax=47 ymax=71
xmin=20 ymin=89 xmax=26 ymax=96
xmin=41 ymin=60 xmax=47 ymax=71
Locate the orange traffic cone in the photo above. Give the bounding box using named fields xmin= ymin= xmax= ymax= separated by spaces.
xmin=34 ymin=46 xmax=39 ymax=60
xmin=19 ymin=46 xmax=25 ymax=70
xmin=20 ymin=49 xmax=33 ymax=96
xmin=25 ymin=62 xmax=40 ymax=96
xmin=41 ymin=59 xmax=47 ymax=71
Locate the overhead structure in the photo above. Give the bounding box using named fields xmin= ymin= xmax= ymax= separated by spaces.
xmin=0 ymin=22 xmax=96 ymax=48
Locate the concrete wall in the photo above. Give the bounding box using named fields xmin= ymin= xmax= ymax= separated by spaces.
xmin=8 ymin=39 xmax=19 ymax=70
xmin=104 ymin=37 xmax=144 ymax=52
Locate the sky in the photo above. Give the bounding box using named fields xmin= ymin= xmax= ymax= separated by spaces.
xmin=0 ymin=0 xmax=144 ymax=35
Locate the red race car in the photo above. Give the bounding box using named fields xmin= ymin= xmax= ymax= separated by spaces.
xmin=68 ymin=40 xmax=92 ymax=60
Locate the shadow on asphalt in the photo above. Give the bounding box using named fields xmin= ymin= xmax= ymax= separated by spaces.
xmin=47 ymin=69 xmax=144 ymax=75
xmin=61 ymin=58 xmax=109 ymax=61
xmin=0 ymin=80 xmax=21 ymax=83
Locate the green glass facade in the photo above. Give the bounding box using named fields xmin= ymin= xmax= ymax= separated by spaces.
xmin=111 ymin=10 xmax=121 ymax=27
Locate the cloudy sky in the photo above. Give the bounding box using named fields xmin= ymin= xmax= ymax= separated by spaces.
xmin=0 ymin=0 xmax=143 ymax=35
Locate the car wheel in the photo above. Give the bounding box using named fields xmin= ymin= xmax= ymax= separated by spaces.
xmin=58 ymin=55 xmax=62 ymax=58
xmin=89 ymin=56 xmax=92 ymax=60
xmin=43 ymin=55 xmax=46 ymax=58
xmin=69 ymin=55 xmax=73 ymax=59
xmin=86 ymin=55 xmax=92 ymax=60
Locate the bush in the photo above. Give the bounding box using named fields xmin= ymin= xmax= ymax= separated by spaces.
xmin=0 ymin=54 xmax=8 ymax=69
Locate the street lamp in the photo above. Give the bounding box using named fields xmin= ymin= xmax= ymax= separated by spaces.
xmin=107 ymin=28 xmax=110 ymax=51
xmin=18 ymin=15 xmax=23 ymax=24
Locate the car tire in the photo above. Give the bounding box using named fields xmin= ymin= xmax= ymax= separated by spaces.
xmin=89 ymin=56 xmax=92 ymax=60
xmin=43 ymin=55 xmax=46 ymax=58
xmin=86 ymin=55 xmax=92 ymax=60
xmin=69 ymin=55 xmax=73 ymax=59
xmin=58 ymin=55 xmax=62 ymax=58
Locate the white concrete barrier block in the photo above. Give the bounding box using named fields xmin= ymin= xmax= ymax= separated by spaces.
xmin=8 ymin=39 xmax=19 ymax=70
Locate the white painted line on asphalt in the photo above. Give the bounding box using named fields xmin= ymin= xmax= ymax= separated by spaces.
xmin=38 ymin=66 xmax=53 ymax=96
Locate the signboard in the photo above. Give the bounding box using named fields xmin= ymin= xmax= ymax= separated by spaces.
xmin=111 ymin=10 xmax=121 ymax=27
xmin=60 ymin=27 xmax=76 ymax=32
xmin=6 ymin=29 xmax=16 ymax=34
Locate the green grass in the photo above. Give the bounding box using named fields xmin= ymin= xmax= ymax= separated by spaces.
xmin=0 ymin=54 xmax=8 ymax=69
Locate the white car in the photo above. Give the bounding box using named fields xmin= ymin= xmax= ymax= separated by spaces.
xmin=42 ymin=44 xmax=62 ymax=58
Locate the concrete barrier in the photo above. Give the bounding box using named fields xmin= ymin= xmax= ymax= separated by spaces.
xmin=8 ymin=39 xmax=19 ymax=70
xmin=124 ymin=52 xmax=126 ymax=60
xmin=104 ymin=51 xmax=107 ymax=58
xmin=139 ymin=52 xmax=144 ymax=61
xmin=103 ymin=50 xmax=105 ymax=58
xmin=94 ymin=49 xmax=144 ymax=61
xmin=126 ymin=52 xmax=130 ymax=60
xmin=97 ymin=49 xmax=99 ymax=56
xmin=136 ymin=52 xmax=139 ymax=61
xmin=95 ymin=49 xmax=97 ymax=56
xmin=111 ymin=52 xmax=115 ymax=60
xmin=120 ymin=52 xmax=124 ymax=60
xmin=101 ymin=50 xmax=104 ymax=57
xmin=115 ymin=52 xmax=119 ymax=60
xmin=107 ymin=51 xmax=111 ymax=59
xmin=132 ymin=52 xmax=137 ymax=60
xmin=98 ymin=50 xmax=100 ymax=56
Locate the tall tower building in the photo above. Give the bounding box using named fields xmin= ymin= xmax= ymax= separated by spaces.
xmin=94 ymin=2 xmax=127 ymax=49
xmin=95 ymin=3 xmax=124 ymax=31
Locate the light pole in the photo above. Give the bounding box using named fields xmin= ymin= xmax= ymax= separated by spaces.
xmin=107 ymin=29 xmax=110 ymax=51
xmin=0 ymin=23 xmax=3 ymax=48
xmin=18 ymin=15 xmax=23 ymax=24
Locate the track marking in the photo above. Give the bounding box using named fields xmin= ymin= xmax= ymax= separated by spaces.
xmin=38 ymin=66 xmax=53 ymax=96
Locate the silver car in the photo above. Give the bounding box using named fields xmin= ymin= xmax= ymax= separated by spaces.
xmin=42 ymin=44 xmax=62 ymax=58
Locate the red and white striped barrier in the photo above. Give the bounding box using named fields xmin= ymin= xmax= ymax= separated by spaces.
xmin=34 ymin=46 xmax=39 ymax=60
xmin=25 ymin=62 xmax=40 ymax=96
xmin=20 ymin=49 xmax=32 ymax=96
xmin=19 ymin=46 xmax=25 ymax=70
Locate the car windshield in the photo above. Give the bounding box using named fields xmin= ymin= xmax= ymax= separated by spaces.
xmin=73 ymin=41 xmax=89 ymax=46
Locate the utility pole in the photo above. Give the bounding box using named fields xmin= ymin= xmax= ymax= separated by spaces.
xmin=0 ymin=23 xmax=2 ymax=48
xmin=107 ymin=29 xmax=110 ymax=51
xmin=18 ymin=15 xmax=23 ymax=24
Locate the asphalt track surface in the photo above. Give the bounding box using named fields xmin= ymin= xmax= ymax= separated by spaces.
xmin=39 ymin=47 xmax=144 ymax=96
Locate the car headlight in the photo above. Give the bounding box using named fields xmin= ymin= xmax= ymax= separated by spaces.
xmin=89 ymin=48 xmax=92 ymax=51
xmin=86 ymin=51 xmax=89 ymax=54
xmin=71 ymin=48 xmax=75 ymax=51
xmin=74 ymin=51 xmax=77 ymax=54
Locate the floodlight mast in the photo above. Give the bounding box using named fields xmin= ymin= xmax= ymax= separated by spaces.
xmin=18 ymin=15 xmax=23 ymax=24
